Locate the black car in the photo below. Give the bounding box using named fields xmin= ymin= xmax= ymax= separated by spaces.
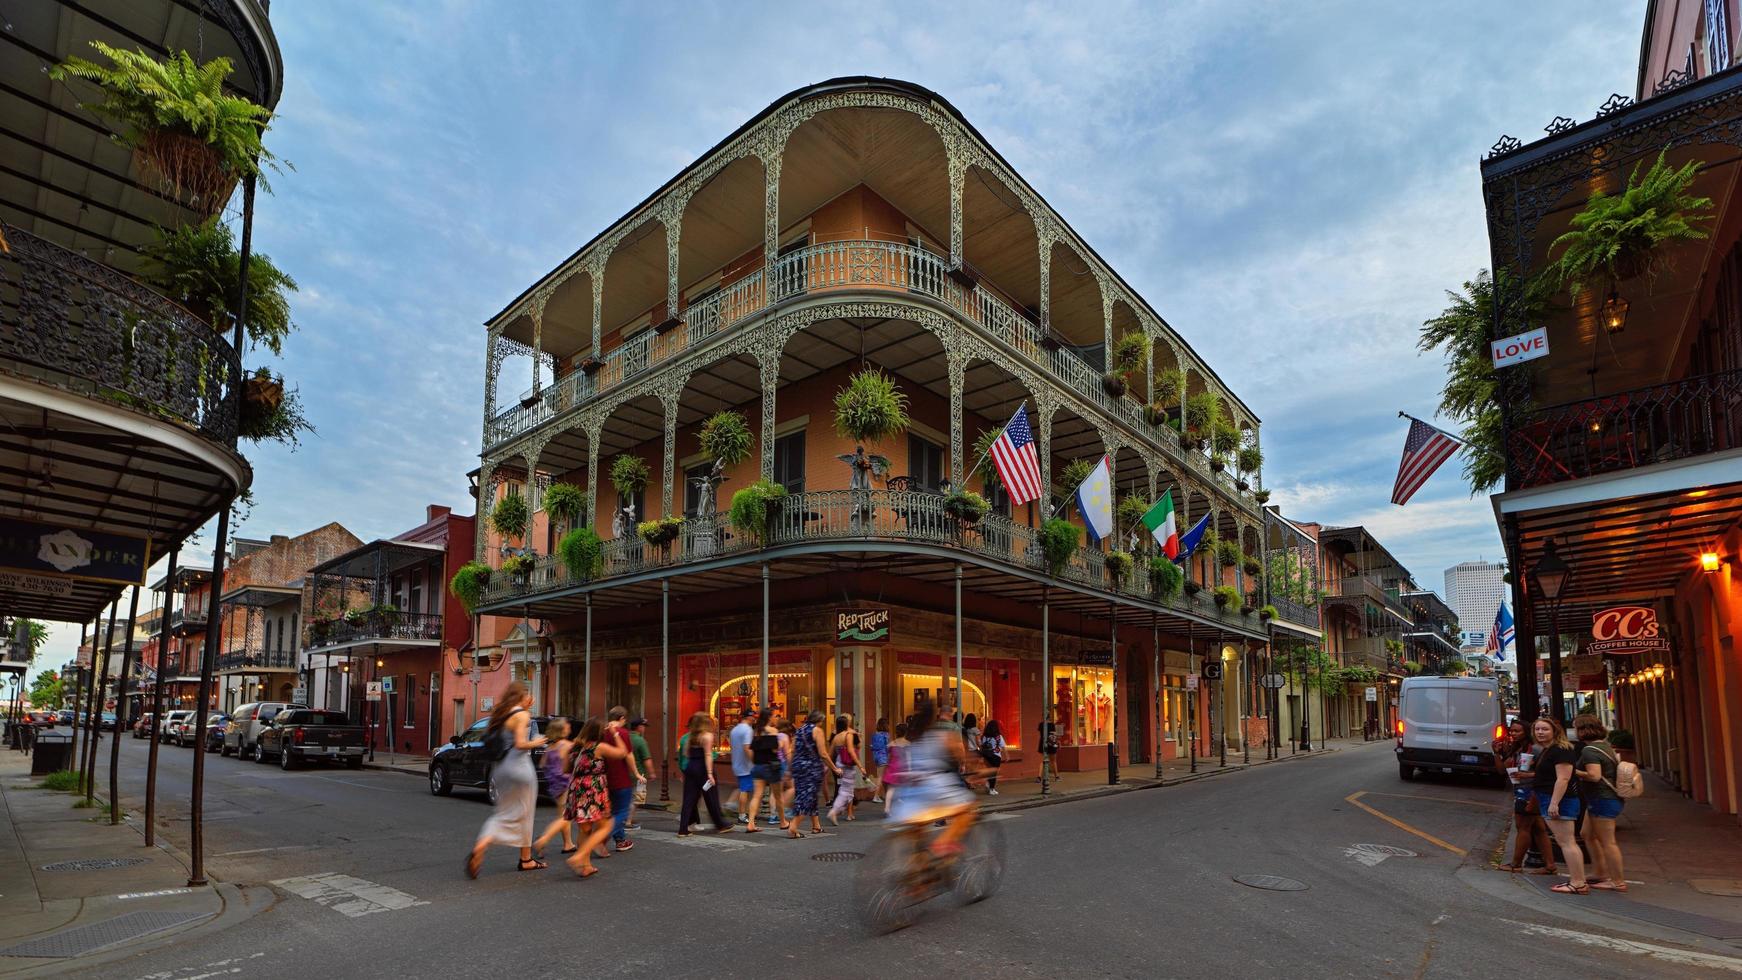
xmin=428 ymin=715 xmax=552 ymax=804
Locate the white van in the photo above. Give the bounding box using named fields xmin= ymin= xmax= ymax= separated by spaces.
xmin=1395 ymin=676 xmax=1504 ymax=782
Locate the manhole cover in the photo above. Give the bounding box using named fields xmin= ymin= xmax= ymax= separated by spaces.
xmin=1233 ymin=874 xmax=1308 ymax=892
xmin=40 ymin=857 xmax=148 ymax=872
xmin=811 ymin=851 xmax=864 ymax=863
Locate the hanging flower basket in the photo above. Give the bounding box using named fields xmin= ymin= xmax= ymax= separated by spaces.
xmin=1209 ymin=457 xmax=1227 ymax=473
xmin=1254 ymin=490 xmax=1271 ymax=505
xmin=944 ymin=490 xmax=989 ymax=525
xmin=1101 ymin=373 xmax=1127 ymax=398
xmin=240 ymin=371 xmax=283 ymax=428
xmin=638 ymin=516 xmax=683 ymax=549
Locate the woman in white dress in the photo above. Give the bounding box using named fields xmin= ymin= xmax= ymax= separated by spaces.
xmin=466 ymin=682 xmax=547 ymax=877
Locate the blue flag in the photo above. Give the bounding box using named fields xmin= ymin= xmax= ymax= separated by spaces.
xmin=1485 ymin=602 xmax=1515 ymax=660
xmin=1173 ymin=514 xmax=1212 ymax=564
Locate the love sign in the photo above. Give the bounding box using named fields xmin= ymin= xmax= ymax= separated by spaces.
xmin=1491 ymin=327 xmax=1549 ymax=369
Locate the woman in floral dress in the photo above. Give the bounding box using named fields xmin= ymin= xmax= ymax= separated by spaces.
xmin=564 ymin=719 xmax=613 ymax=878
xmin=790 ymin=710 xmax=835 ymax=834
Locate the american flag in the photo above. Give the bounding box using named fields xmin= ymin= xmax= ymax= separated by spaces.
xmin=989 ymin=404 xmax=1043 ymax=505
xmin=1391 ymin=417 xmax=1460 ymax=505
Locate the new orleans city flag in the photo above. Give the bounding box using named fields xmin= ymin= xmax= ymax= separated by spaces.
xmin=1073 ymin=455 xmax=1114 ymax=544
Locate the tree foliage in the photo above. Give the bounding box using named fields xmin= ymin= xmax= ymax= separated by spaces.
xmin=28 ymin=669 xmax=63 ymax=709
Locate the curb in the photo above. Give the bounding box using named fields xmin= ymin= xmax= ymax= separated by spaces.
xmin=982 ymin=743 xmax=1353 ymax=815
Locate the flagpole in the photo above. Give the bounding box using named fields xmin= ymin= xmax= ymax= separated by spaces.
xmin=1396 ymin=411 xmax=1468 ymax=446
xmin=963 ymin=402 xmax=1029 ymax=491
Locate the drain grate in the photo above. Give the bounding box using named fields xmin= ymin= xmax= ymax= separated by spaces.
xmin=39 ymin=857 xmax=148 ymax=872
xmin=811 ymin=851 xmax=864 ymax=863
xmin=1233 ymin=874 xmax=1308 ymax=892
xmin=0 ymin=909 xmax=208 ymax=958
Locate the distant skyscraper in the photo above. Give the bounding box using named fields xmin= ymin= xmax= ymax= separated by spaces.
xmin=1445 ymin=560 xmax=1509 ymax=654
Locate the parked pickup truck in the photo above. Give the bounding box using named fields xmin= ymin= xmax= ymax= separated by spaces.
xmin=255 ymin=709 xmax=368 ymax=770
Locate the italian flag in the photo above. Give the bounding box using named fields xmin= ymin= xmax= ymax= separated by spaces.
xmin=1143 ymin=490 xmax=1179 ymax=558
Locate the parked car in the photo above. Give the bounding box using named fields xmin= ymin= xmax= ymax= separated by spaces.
xmin=173 ymin=712 xmax=227 ymax=748
xmin=222 ymin=702 xmax=307 ymax=761
xmin=56 ymin=709 xmax=73 ymax=726
xmin=203 ymin=714 xmax=231 ymax=752
xmin=1396 ymin=676 xmax=1505 ymax=783
xmin=133 ymin=713 xmax=156 ymax=739
xmin=99 ymin=711 xmax=118 ymax=731
xmin=428 ymin=715 xmax=551 ymax=804
xmin=159 ymin=710 xmax=193 ymax=744
xmin=256 ymin=709 xmax=368 ymax=770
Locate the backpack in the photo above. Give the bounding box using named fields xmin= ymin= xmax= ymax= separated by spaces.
xmin=486 ymin=709 xmax=522 ymax=763
xmin=1598 ymin=745 xmax=1644 ymax=799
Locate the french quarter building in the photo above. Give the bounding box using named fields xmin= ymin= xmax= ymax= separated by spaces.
xmin=470 ymin=78 xmax=1317 ymax=784
xmin=1482 ymin=5 xmax=1742 ymax=815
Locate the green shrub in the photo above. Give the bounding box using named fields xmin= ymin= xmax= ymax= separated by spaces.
xmin=729 ymin=479 xmax=787 ymax=547
xmin=698 ymin=410 xmax=754 ymax=467
xmin=448 ymin=561 xmax=491 ymax=614
xmin=944 ymin=490 xmax=989 ymax=524
xmin=489 ymin=492 xmax=531 ymax=543
xmin=1038 ymin=519 xmax=1080 ymax=577
xmin=557 ymin=527 xmax=603 ymax=580
xmin=1212 ymin=585 xmax=1241 ymax=609
xmin=833 ymin=368 xmax=910 ymax=445
xmin=1149 ymin=557 xmax=1183 ymax=600
xmin=1105 ymin=550 xmax=1135 ymax=582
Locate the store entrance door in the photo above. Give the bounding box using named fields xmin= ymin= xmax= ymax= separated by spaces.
xmin=606 ymin=659 xmax=642 ymax=717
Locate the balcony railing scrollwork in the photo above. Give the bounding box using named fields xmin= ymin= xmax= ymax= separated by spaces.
xmin=217 ymin=648 xmax=299 ymax=672
xmin=479 ymin=489 xmax=1263 ymax=632
xmin=304 ymin=610 xmax=443 ymax=650
xmin=0 ymin=223 xmax=241 ymax=445
xmin=1506 ymin=368 xmax=1742 ymax=490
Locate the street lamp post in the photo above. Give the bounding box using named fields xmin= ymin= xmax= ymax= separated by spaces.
xmin=1532 ymin=540 xmax=1572 ymax=724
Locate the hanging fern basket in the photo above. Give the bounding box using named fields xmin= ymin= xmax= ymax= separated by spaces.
xmin=136 ymin=129 xmax=235 ymax=217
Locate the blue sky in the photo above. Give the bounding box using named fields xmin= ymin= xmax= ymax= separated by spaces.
xmin=32 ymin=1 xmax=1642 ymax=673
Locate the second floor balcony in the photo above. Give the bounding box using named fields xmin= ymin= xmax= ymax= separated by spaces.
xmin=217 ymin=647 xmax=299 ymax=673
xmin=305 ymin=610 xmax=444 ymax=653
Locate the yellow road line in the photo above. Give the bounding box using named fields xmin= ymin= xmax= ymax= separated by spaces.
xmin=1361 ymin=792 xmax=1502 ymax=810
xmin=1345 ymin=791 xmax=1467 ymax=856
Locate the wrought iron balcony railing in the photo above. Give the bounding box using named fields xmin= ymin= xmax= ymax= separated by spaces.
xmin=304 ymin=610 xmax=443 ymax=650
xmin=478 ymin=489 xmax=1262 ymax=632
xmin=1323 ymin=577 xmax=1412 ymax=623
xmin=217 ymin=648 xmax=299 ymax=672
xmin=1507 ymin=368 xmax=1742 ymax=490
xmin=0 ymin=224 xmax=240 ymax=445
xmin=1266 ymin=595 xmax=1320 ymax=631
xmin=484 ymin=241 xmax=1243 ymax=499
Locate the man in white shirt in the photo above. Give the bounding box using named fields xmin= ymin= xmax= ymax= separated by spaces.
xmin=728 ymin=708 xmax=756 ymax=822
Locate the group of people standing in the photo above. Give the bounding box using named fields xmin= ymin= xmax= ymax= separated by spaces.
xmin=466 ymin=684 xmax=1008 ymax=878
xmin=1494 ymin=713 xmax=1629 ymax=896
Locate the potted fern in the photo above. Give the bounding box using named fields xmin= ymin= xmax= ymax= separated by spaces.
xmin=1103 ymin=332 xmax=1149 ymax=398
xmin=1254 ymin=489 xmax=1271 ymax=505
xmin=542 ymin=482 xmax=587 ymax=537
xmin=1147 ymin=368 xmax=1185 ymax=426
xmin=833 ymin=368 xmax=910 ymax=447
xmin=944 ymin=489 xmax=989 ymax=525
xmin=557 ymin=527 xmax=603 ymax=581
xmin=973 ymin=428 xmax=1004 ymax=498
xmin=1210 ymin=420 xmax=1241 ymax=472
xmin=490 ymin=493 xmax=532 ymax=551
xmin=1104 ymin=550 xmax=1135 ymax=587
xmin=1260 ymin=604 xmax=1278 ymax=622
xmin=1551 ymin=149 xmax=1713 ymax=296
xmin=729 ymin=479 xmax=787 ymax=547
xmin=1236 ymin=444 xmax=1263 ymax=492
xmin=51 ymin=43 xmax=281 ymax=215
xmin=1149 ymin=556 xmax=1183 ymax=601
xmin=610 ymin=454 xmax=650 ymax=506
xmin=1212 ymin=585 xmax=1240 ymax=610
xmin=143 ymin=218 xmax=297 ymax=353
xmin=1053 ymin=457 xmax=1096 ymax=517
xmin=698 ymin=410 xmax=754 ymax=468
xmin=1184 ymin=392 xmax=1223 ymax=451
xmin=1038 ymin=519 xmax=1080 ymax=578
xmin=1215 ymin=538 xmax=1241 ymax=568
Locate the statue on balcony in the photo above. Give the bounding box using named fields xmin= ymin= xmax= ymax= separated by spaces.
xmin=837 ymin=445 xmax=890 ymax=533
xmin=612 ymin=498 xmax=637 ymax=540
xmin=692 ymin=458 xmax=727 ymax=520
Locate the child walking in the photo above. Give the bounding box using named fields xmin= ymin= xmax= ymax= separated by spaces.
xmin=533 ymin=718 xmax=577 ymax=858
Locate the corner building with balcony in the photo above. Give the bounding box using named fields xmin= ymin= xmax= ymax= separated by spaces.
xmin=474 ymin=78 xmax=1289 ymax=784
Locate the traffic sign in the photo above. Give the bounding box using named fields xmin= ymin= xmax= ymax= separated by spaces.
xmin=365 ymin=681 xmax=383 ymax=702
xmin=1259 ymin=673 xmax=1287 ymax=690
xmin=1185 ymin=674 xmax=1199 ymax=691
xmin=380 ymin=675 xmax=395 ymax=694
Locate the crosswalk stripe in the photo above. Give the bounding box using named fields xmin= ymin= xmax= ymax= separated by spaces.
xmin=271 ymin=873 xmax=429 ymax=918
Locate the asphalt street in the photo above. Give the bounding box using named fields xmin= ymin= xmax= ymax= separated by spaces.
xmin=70 ymin=735 xmax=1723 ymax=979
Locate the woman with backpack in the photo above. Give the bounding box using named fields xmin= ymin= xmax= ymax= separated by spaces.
xmin=1573 ymin=714 xmax=1629 ymax=891
xmin=466 ymin=682 xmax=548 ymax=878
xmin=979 ymin=718 xmax=1006 ymax=795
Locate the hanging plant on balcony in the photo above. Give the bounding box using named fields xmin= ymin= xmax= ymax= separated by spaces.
xmin=1153 ymin=367 xmax=1185 ymax=411
xmin=833 ymin=368 xmax=910 ymax=446
xmin=500 ymin=553 xmax=537 ymax=581
xmin=729 ymin=479 xmax=787 ymax=547
xmin=1242 ymin=555 xmax=1262 ymax=578
xmin=557 ymin=527 xmax=604 ymax=581
xmin=143 ymin=218 xmax=297 ymax=354
xmin=1550 ymin=148 xmax=1713 ymax=297
xmin=50 ymin=43 xmax=282 ymax=215
xmin=698 ymin=410 xmax=755 ymax=468
xmin=1100 ymin=372 xmax=1128 ymax=398
xmin=1253 ymin=489 xmax=1271 ymax=505
xmin=1149 ymin=556 xmax=1183 ymax=601
xmin=1116 ymin=493 xmax=1151 ymax=549
xmin=1104 ymin=549 xmax=1135 ymax=585
xmin=1183 ymin=392 xmax=1223 ymax=450
xmin=1212 ymin=585 xmax=1241 ymax=610
xmin=1236 ymin=444 xmax=1263 ymax=479
xmin=1260 ymin=604 xmax=1278 ymax=622
xmin=637 ymin=516 xmax=684 ymax=548
xmin=1211 ymin=419 xmax=1241 ymax=458
xmin=542 ymin=482 xmax=587 ymax=536
xmin=1112 ymin=331 xmax=1150 ymax=379
xmin=235 ymin=368 xmax=314 ymax=448
xmin=1052 ymin=457 xmax=1096 ymax=515
xmin=1241 ymin=591 xmax=1258 ymax=615
xmin=973 ymin=427 xmax=1004 ymax=497
xmin=944 ymin=489 xmax=989 ymax=525
xmin=1182 ymin=578 xmax=1202 ymax=596
xmin=1215 ymin=538 xmax=1242 ymax=568
xmin=489 ymin=492 xmax=532 ymax=546
xmin=1038 ymin=519 xmax=1080 ymax=578
xmin=1403 ymin=660 xmax=1426 ymax=676
xmin=610 ymin=454 xmax=650 ymax=502
xmin=1208 ymin=450 xmax=1229 ymax=473
xmin=448 ymin=561 xmax=491 ymax=615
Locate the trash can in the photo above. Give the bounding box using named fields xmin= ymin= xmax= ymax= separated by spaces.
xmin=30 ymin=732 xmax=73 ymax=775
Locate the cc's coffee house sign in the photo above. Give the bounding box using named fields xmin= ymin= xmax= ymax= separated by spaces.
xmin=835 ymin=609 xmax=891 ymax=644
xmin=1589 ymin=605 xmax=1671 ymax=656
xmin=0 ymin=517 xmax=150 ymax=588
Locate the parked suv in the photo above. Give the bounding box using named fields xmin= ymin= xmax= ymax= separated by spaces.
xmin=158 ymin=710 xmax=193 ymax=744
xmin=222 ymin=702 xmax=307 ymax=761
xmin=428 ymin=715 xmax=551 ymax=804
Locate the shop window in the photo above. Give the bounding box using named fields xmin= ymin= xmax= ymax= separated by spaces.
xmin=1052 ymin=664 xmax=1115 ymax=746
xmin=774 ymin=431 xmax=805 ymax=494
xmin=907 ymin=434 xmax=944 ymax=492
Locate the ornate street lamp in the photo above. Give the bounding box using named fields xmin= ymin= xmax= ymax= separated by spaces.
xmin=1533 ymin=541 xmax=1571 ymax=723
xmin=1600 ymin=288 xmax=1629 ymax=334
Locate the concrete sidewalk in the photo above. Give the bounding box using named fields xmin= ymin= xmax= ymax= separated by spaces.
xmin=0 ymin=750 xmax=263 ymax=977
xmin=1483 ymin=770 xmax=1742 ymax=952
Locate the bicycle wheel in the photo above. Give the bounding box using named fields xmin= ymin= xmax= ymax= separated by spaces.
xmin=855 ymin=829 xmax=924 ymax=933
xmin=953 ymin=819 xmax=1006 ymax=905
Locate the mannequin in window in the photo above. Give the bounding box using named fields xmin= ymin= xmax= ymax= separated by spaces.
xmin=1091 ymin=681 xmax=1113 ymax=743
xmin=1055 ymin=677 xmax=1075 ymax=746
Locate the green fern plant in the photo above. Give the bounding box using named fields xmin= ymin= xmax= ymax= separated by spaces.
xmin=833 ymin=368 xmax=910 ymax=445
xmin=143 ymin=218 xmax=296 ymax=353
xmin=698 ymin=410 xmax=754 ymax=467
xmin=610 ymin=455 xmax=650 ymax=499
xmin=973 ymin=427 xmax=1004 ymax=496
xmin=1149 ymin=556 xmax=1183 ymax=600
xmin=542 ymin=482 xmax=586 ymax=534
xmin=50 ymin=42 xmax=282 ymax=210
xmin=448 ymin=561 xmax=491 ymax=615
xmin=729 ymin=479 xmax=787 ymax=547
xmin=1215 ymin=538 xmax=1242 ymax=567
xmin=489 ymin=492 xmax=531 ymax=544
xmin=557 ymin=527 xmax=603 ymax=580
xmin=1212 ymin=585 xmax=1241 ymax=609
xmin=1550 ymin=149 xmax=1713 ymax=297
xmin=1111 ymin=332 xmax=1149 ymax=378
xmin=1038 ymin=519 xmax=1081 ymax=577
